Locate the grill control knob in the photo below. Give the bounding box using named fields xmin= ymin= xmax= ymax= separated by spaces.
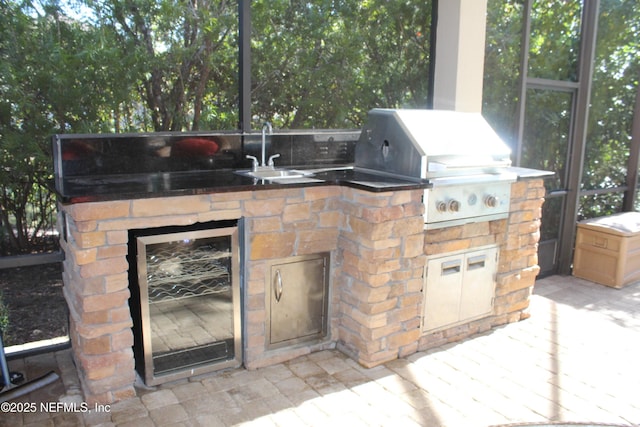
xmin=436 ymin=201 xmax=448 ymax=213
xmin=447 ymin=199 xmax=460 ymax=212
xmin=485 ymin=195 xmax=499 ymax=208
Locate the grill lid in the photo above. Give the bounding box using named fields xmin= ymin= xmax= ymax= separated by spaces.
xmin=355 ymin=109 xmax=513 ymax=179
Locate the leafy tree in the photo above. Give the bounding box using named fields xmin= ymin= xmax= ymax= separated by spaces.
xmin=0 ymin=0 xmax=432 ymax=253
xmin=251 ymin=0 xmax=431 ymax=129
xmin=0 ymin=0 xmax=237 ymax=253
xmin=580 ymin=0 xmax=640 ymax=218
xmin=484 ymin=0 xmax=640 ymax=223
xmin=0 ymin=0 xmax=135 ymax=254
xmin=1 ymin=2 xmax=63 ymax=254
xmin=84 ymin=0 xmax=239 ymax=131
xmin=9 ymin=0 xmax=638 ymax=257
xmin=482 ymin=0 xmax=524 ymax=150
xmin=527 ymin=0 xmax=582 ymax=82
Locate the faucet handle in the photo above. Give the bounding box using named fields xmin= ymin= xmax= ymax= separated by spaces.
xmin=246 ymin=155 xmax=259 ymax=171
xmin=267 ymin=154 xmax=281 ymax=167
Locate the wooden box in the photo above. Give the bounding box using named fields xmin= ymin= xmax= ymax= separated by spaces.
xmin=573 ymin=212 xmax=640 ymax=288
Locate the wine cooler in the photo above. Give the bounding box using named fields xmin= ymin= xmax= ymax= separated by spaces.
xmin=128 ymin=220 xmax=242 ymax=386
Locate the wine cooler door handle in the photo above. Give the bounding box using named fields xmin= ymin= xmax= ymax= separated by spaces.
xmin=274 ymin=269 xmax=283 ymax=302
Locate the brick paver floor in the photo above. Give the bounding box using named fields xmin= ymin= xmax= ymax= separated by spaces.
xmin=2 ymin=275 xmax=639 ymax=426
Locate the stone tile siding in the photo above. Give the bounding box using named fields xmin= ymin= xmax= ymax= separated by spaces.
xmin=335 ymin=188 xmax=426 ymax=367
xmin=59 ymin=179 xmax=544 ymax=404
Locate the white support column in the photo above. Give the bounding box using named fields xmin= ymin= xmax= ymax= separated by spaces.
xmin=432 ymin=0 xmax=488 ymax=112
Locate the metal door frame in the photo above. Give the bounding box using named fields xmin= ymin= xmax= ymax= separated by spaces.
xmin=515 ymin=0 xmax=600 ymax=275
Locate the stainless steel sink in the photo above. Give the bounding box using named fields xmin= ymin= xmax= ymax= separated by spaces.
xmin=234 ymin=168 xmax=315 ymax=180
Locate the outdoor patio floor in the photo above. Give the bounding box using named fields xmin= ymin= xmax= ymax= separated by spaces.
xmin=2 ymin=275 xmax=639 ymax=427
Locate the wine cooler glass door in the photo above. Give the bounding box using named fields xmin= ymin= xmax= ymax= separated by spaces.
xmin=136 ymin=225 xmax=241 ymax=385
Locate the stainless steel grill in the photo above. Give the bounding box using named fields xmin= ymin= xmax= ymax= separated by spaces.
xmin=355 ymin=109 xmax=517 ymax=229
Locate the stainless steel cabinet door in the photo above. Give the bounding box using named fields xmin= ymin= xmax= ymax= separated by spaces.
xmin=268 ymin=254 xmax=329 ymax=347
xmin=459 ymin=247 xmax=497 ymax=320
xmin=422 ymin=245 xmax=498 ymax=333
xmin=423 ymin=253 xmax=464 ymax=331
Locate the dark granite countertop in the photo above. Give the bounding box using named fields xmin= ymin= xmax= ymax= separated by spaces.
xmin=56 ymin=166 xmax=432 ymax=204
xmin=52 ymin=132 xmax=552 ymax=204
xmin=56 ymin=165 xmax=553 ymax=204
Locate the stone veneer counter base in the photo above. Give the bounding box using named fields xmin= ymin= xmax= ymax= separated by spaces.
xmin=58 ymin=179 xmax=545 ymax=404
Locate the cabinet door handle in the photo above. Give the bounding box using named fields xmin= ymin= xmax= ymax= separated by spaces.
xmin=467 ymin=255 xmax=486 ymax=271
xmin=441 ymin=260 xmax=461 ymax=275
xmin=274 ymin=269 xmax=283 ymax=302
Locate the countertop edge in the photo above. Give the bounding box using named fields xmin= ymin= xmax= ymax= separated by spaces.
xmin=56 ymin=167 xmax=552 ymax=204
xmin=507 ymin=167 xmax=555 ymax=180
xmin=57 ymin=176 xmax=430 ymax=204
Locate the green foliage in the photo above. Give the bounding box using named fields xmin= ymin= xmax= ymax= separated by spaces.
xmin=528 ymin=0 xmax=582 ymax=82
xmin=2 ymin=0 xmax=431 ymax=133
xmin=0 ymin=0 xmax=432 ymax=253
xmin=582 ymin=0 xmax=640 ymax=195
xmin=0 ymin=291 xmax=8 ymax=336
xmin=1 ymin=3 xmax=55 ymax=254
xmin=578 ymin=193 xmax=624 ymax=221
xmin=482 ymin=0 xmax=524 ymax=149
xmin=86 ymin=0 xmax=240 ymax=131
xmin=520 ymin=89 xmax=574 ymax=192
xmin=251 ymin=0 xmax=431 ymax=128
xmin=1 ymin=0 xmax=136 ymax=254
xmin=2 ymin=0 xmax=638 ymax=254
xmin=484 ymin=0 xmax=640 ymax=225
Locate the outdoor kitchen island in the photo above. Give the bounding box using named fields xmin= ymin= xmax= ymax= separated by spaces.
xmin=53 ymin=116 xmax=549 ymax=405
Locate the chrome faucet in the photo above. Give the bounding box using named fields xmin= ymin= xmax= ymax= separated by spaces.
xmin=261 ymin=122 xmax=272 ymax=167
xmin=247 ymin=121 xmax=279 ymax=171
